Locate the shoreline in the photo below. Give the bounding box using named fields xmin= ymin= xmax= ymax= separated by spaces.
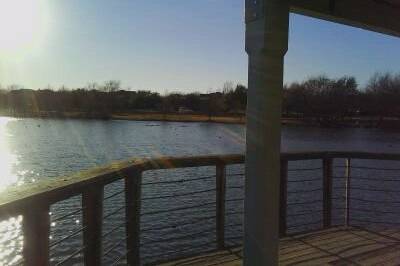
xmin=2 ymin=112 xmax=400 ymax=129
xmin=0 ymin=112 xmax=246 ymax=124
xmin=111 ymin=113 xmax=246 ymax=124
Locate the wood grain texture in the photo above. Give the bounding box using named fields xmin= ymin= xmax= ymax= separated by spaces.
xmin=161 ymin=227 xmax=400 ymax=266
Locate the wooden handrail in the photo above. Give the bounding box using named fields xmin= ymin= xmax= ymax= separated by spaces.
xmin=0 ymin=154 xmax=244 ymax=219
xmin=1 ymin=151 xmax=400 ymax=265
xmin=2 ymin=151 xmax=400 ymax=218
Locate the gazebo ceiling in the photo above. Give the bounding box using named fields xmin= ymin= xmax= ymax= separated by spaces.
xmin=290 ymin=0 xmax=400 ymax=37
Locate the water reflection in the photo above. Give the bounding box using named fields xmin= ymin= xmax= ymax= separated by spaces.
xmin=0 ymin=117 xmax=23 ymax=265
xmin=0 ymin=117 xmax=19 ymax=190
xmin=0 ymin=118 xmax=399 ymax=264
xmin=0 ymin=216 xmax=23 ymax=265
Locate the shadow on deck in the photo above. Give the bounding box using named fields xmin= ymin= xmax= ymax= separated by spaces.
xmin=161 ymin=226 xmax=400 ymax=265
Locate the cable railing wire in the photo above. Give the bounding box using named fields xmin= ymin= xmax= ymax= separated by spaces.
xmin=288 ymin=178 xmax=321 ymax=183
xmin=287 ymin=209 xmax=323 ymax=217
xmin=103 ymin=205 xmax=126 ymax=220
xmin=140 ymin=215 xmax=216 ymax=233
xmin=103 ymin=237 xmax=128 ymax=257
xmin=51 ymin=208 xmax=84 ymax=223
xmin=141 ymin=201 xmax=216 ymax=216
xmin=104 ymin=189 xmax=125 ymax=201
xmin=287 ymin=167 xmax=322 ymax=172
xmin=50 ymin=227 xmax=86 ymax=249
xmin=347 ymin=176 xmax=400 ymax=182
xmin=225 ymin=198 xmax=244 ymax=203
xmin=142 ymin=175 xmax=215 ymax=186
xmin=55 ymin=246 xmax=85 ymax=266
xmin=350 ymin=208 xmax=399 ymax=215
xmin=351 ymin=187 xmax=400 ymax=193
xmin=141 ymin=241 xmax=217 ymax=264
xmin=141 ymin=188 xmax=216 ymax=201
xmin=287 ymin=199 xmax=322 ymax=206
xmin=227 ymin=173 xmax=245 ymax=177
xmin=110 ymin=251 xmax=128 ymax=266
xmin=287 ymin=188 xmax=323 ymax=194
xmin=102 ymin=222 xmax=126 ymax=238
xmin=225 ymin=223 xmax=243 ymax=228
xmin=226 ymin=186 xmax=244 ymax=189
xmin=350 ymin=197 xmax=400 ymax=204
xmin=225 ymin=210 xmax=244 ymax=216
xmin=336 ymin=165 xmax=400 ymax=171
xmin=141 ymin=227 xmax=216 ymax=246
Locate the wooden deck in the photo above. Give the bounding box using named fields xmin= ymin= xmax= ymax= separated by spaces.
xmin=161 ymin=226 xmax=400 ymax=265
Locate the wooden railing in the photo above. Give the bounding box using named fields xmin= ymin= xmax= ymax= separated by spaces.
xmin=0 ymin=154 xmax=244 ymax=265
xmin=1 ymin=151 xmax=400 ymax=265
xmin=281 ymin=151 xmax=400 ymax=237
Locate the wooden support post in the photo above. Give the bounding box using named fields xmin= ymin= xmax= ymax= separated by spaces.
xmin=83 ymin=186 xmax=104 ymax=266
xmin=345 ymin=158 xmax=351 ymax=226
xmin=125 ymin=170 xmax=142 ymax=266
xmin=216 ymin=163 xmax=226 ymax=249
xmin=23 ymin=205 xmax=50 ymax=266
xmin=323 ymin=158 xmax=333 ymax=228
xmin=244 ymin=0 xmax=290 ymax=264
xmin=279 ymin=159 xmax=288 ymax=237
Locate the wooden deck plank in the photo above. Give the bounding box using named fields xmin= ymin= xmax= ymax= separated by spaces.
xmin=159 ymin=227 xmax=400 ymax=266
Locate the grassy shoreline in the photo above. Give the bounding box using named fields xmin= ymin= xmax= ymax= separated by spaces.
xmin=3 ymin=112 xmax=400 ymax=128
xmin=111 ymin=113 xmax=246 ymax=124
xmin=0 ymin=112 xmax=246 ymax=124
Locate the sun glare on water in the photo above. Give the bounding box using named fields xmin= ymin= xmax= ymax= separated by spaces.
xmin=0 ymin=0 xmax=49 ymax=55
xmin=0 ymin=117 xmax=22 ymax=265
xmin=0 ymin=117 xmax=18 ymax=190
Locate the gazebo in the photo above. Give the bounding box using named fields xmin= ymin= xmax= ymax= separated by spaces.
xmin=244 ymin=0 xmax=400 ymax=265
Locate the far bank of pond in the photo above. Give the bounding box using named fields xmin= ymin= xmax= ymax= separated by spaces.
xmin=2 ymin=111 xmax=400 ymax=128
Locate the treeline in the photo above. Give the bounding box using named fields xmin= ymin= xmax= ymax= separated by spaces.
xmin=1 ymin=72 xmax=400 ymax=122
xmin=0 ymin=81 xmax=247 ymax=118
xmin=283 ymin=73 xmax=400 ymax=123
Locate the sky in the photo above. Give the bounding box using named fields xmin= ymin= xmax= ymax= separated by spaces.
xmin=0 ymin=0 xmax=399 ymax=93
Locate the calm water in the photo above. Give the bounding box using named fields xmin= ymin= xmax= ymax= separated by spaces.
xmin=2 ymin=117 xmax=400 ymax=187
xmin=1 ymin=117 xmax=400 ymax=264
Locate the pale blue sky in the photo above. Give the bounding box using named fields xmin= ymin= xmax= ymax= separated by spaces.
xmin=0 ymin=0 xmax=399 ymax=93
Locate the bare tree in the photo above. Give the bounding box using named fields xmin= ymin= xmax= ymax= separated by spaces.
xmin=102 ymin=80 xmax=121 ymax=92
xmin=222 ymin=81 xmax=234 ymax=94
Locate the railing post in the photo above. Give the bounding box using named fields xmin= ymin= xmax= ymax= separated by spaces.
xmin=323 ymin=158 xmax=333 ymax=228
xmin=82 ymin=186 xmax=104 ymax=266
xmin=23 ymin=205 xmax=50 ymax=266
xmin=279 ymin=159 xmax=288 ymax=237
xmin=125 ymin=170 xmax=142 ymax=265
xmin=345 ymin=158 xmax=351 ymax=227
xmin=216 ymin=162 xmax=226 ymax=250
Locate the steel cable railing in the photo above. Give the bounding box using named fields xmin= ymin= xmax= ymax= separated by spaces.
xmin=49 ymin=195 xmax=84 ymax=265
xmin=3 ymin=152 xmax=400 ymax=265
xmin=102 ymin=179 xmax=128 ymax=265
xmin=139 ymin=167 xmax=219 ymax=264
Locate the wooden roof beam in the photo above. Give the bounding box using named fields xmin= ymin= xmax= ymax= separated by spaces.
xmin=290 ymin=0 xmax=400 ymax=37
